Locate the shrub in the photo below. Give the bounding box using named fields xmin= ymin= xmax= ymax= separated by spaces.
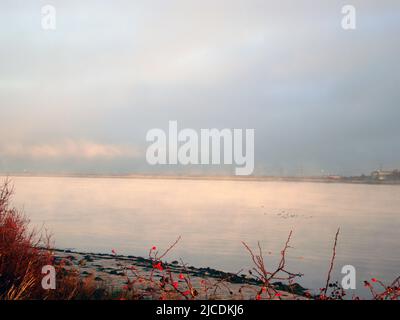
xmin=0 ymin=179 xmax=53 ymax=299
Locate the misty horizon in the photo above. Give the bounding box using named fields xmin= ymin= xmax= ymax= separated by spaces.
xmin=1 ymin=1 xmax=400 ymax=176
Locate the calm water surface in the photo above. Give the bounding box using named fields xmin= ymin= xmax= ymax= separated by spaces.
xmin=4 ymin=176 xmax=400 ymax=297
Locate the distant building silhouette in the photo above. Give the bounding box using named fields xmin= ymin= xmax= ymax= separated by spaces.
xmin=371 ymin=170 xmax=400 ymax=181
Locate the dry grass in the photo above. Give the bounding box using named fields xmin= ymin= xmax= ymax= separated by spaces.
xmin=0 ymin=179 xmax=107 ymax=300
xmin=0 ymin=179 xmax=53 ymax=299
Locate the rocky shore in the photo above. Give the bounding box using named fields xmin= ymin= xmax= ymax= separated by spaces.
xmin=53 ymin=249 xmax=307 ymax=300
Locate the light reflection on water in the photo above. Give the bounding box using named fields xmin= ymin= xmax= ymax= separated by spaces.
xmin=5 ymin=176 xmax=400 ymax=298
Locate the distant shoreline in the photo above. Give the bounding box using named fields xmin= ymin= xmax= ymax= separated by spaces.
xmin=2 ymin=172 xmax=400 ymax=186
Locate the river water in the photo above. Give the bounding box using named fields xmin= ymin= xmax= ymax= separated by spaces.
xmin=4 ymin=175 xmax=399 ymax=298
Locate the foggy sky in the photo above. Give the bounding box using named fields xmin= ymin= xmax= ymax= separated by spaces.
xmin=1 ymin=0 xmax=399 ymax=176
